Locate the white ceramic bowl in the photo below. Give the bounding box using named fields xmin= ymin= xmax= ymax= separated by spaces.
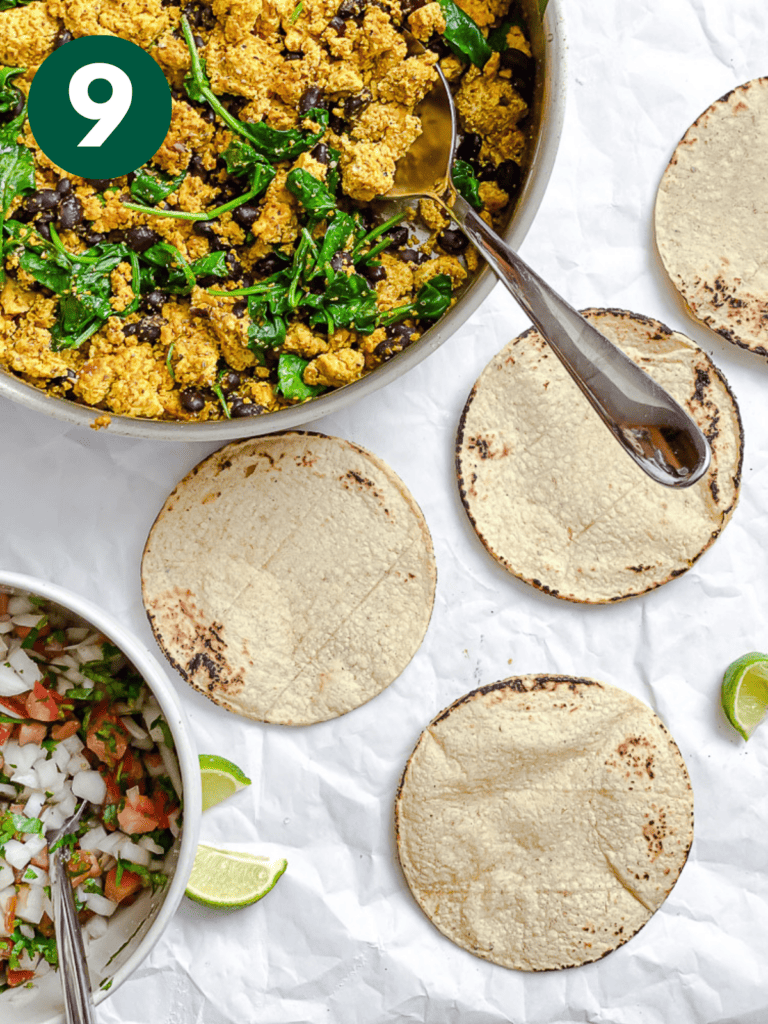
xmin=0 ymin=0 xmax=566 ymax=440
xmin=0 ymin=571 xmax=201 ymax=1024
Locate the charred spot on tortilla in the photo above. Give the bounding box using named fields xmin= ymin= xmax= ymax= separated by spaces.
xmin=655 ymin=77 xmax=768 ymax=356
xmin=141 ymin=431 xmax=436 ymax=726
xmin=395 ymin=676 xmax=694 ymax=971
xmin=455 ymin=308 xmax=743 ymax=604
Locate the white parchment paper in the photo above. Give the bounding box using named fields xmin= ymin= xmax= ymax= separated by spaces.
xmin=3 ymin=1 xmax=768 ymax=1020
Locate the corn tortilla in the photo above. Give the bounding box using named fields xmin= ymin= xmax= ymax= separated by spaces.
xmin=456 ymin=308 xmax=742 ymax=603
xmin=655 ymin=77 xmax=768 ymax=356
xmin=395 ymin=676 xmax=694 ymax=971
xmin=141 ymin=432 xmax=436 ymax=725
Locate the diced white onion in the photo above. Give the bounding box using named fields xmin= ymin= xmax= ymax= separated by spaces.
xmin=120 ymin=716 xmax=148 ymax=741
xmin=52 ymin=743 xmax=71 ymax=772
xmin=66 ymin=753 xmax=91 ymax=777
xmin=7 ymin=597 xmax=34 ymax=617
xmin=138 ymin=835 xmax=164 ymax=856
xmin=158 ymin=742 xmax=182 ymax=799
xmin=24 ymin=791 xmax=46 ymax=818
xmin=98 ymin=832 xmax=129 ymax=857
xmin=74 ymin=645 xmax=103 ymax=666
xmin=40 ymin=805 xmax=65 ymax=832
xmin=65 ymin=627 xmax=90 ymax=643
xmin=0 ymin=865 xmax=14 ymax=890
xmin=22 ymin=835 xmax=47 ymax=859
xmin=15 ymin=884 xmax=44 ymax=925
xmin=83 ymin=892 xmax=119 ymax=918
xmin=130 ymin=735 xmax=154 ymax=751
xmin=16 ymin=947 xmax=40 ymax=970
xmin=120 ymin=841 xmax=150 ymax=867
xmin=12 ymin=614 xmax=45 ymax=629
xmin=62 ymin=734 xmax=85 ymax=756
xmin=0 ymin=661 xmax=30 ymax=698
xmin=8 ymin=646 xmax=42 ymax=687
xmin=18 ymin=923 xmax=35 ymax=940
xmin=23 ymin=866 xmax=48 ymax=887
xmin=10 ymin=767 xmax=39 ymax=789
xmin=72 ymin=770 xmax=106 ymax=805
xmin=0 ymin=636 xmax=7 ymax=657
xmin=56 ymin=791 xmax=76 ymax=819
xmin=0 ymin=621 xmax=14 ymax=635
xmin=35 ymin=759 xmax=61 ymax=791
xmin=0 ymin=784 xmax=15 ymax=799
xmin=78 ymin=825 xmax=107 ymax=852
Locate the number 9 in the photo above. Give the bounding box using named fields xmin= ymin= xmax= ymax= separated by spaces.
xmin=69 ymin=62 xmax=133 ymax=148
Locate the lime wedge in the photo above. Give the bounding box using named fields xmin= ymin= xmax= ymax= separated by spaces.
xmin=185 ymin=844 xmax=287 ymax=908
xmin=722 ymin=652 xmax=768 ymax=740
xmin=199 ymin=754 xmax=251 ymax=811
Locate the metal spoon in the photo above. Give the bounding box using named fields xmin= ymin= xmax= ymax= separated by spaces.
xmin=47 ymin=801 xmax=96 ymax=1024
xmin=381 ymin=41 xmax=711 ymax=488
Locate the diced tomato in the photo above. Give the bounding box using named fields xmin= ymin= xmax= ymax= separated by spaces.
xmin=86 ymin=707 xmax=129 ymax=767
xmin=6 ymin=969 xmax=35 ymax=987
xmin=0 ymin=695 xmax=27 ymax=719
xmin=0 ymin=594 xmax=7 ymax=616
xmin=67 ymin=850 xmax=100 ymax=887
xmin=117 ymin=788 xmax=158 ymax=834
xmin=105 ymin=866 xmax=143 ymax=903
xmin=18 ymin=722 xmax=47 ymax=746
xmin=0 ymin=724 xmax=11 ymax=745
xmin=2 ymin=895 xmax=16 ymax=934
xmin=0 ymin=938 xmax=12 ymax=960
xmin=14 ymin=623 xmax=50 ymax=642
xmin=30 ymin=849 xmax=48 ymax=870
xmin=151 ymin=789 xmax=172 ymax=829
xmin=115 ymin=747 xmax=144 ymax=791
xmin=51 ymin=720 xmax=80 ymax=741
xmin=25 ymin=679 xmax=67 ymax=723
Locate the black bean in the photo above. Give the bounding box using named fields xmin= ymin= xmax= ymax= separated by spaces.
xmin=283 ymin=50 xmax=303 ymax=61
xmin=24 ymin=191 xmax=56 ymax=214
xmin=36 ymin=222 xmax=52 ymax=241
xmin=329 ymin=113 xmax=346 ymax=133
xmin=426 ymin=36 xmax=452 ymax=58
xmin=231 ymin=401 xmax=266 ymax=418
xmin=311 ymin=143 xmax=330 ymax=165
xmin=135 ymin=316 xmax=163 ymax=344
xmin=86 ymin=179 xmax=113 ymax=192
xmin=386 ymin=322 xmax=415 ymax=344
xmin=232 ymin=300 xmax=248 ymax=318
xmin=398 ymin=248 xmax=428 ymax=265
xmin=189 ymin=307 xmax=209 ymax=319
xmin=254 ymin=253 xmax=286 ymax=276
xmin=226 ymin=253 xmax=244 ymax=278
xmin=85 ymin=231 xmax=107 ymax=246
xmin=495 ymin=161 xmax=522 ymax=196
xmin=220 ymin=370 xmax=241 ymax=391
xmin=197 ymin=275 xmax=220 ymax=288
xmin=343 ymin=94 xmax=364 ymax=119
xmin=233 ymin=204 xmax=259 ymax=229
xmin=181 ymin=388 xmax=206 ymax=413
xmin=375 ymin=323 xmax=415 ymax=360
xmin=188 ymin=155 xmax=207 ymax=178
xmin=456 ymin=132 xmax=481 ymax=163
xmin=144 ymin=291 xmax=167 ymax=313
xmin=12 ymin=208 xmax=31 ymax=224
xmin=240 ymin=274 xmax=254 ymax=289
xmin=194 ymin=34 xmax=205 ymax=47
xmin=330 ymin=250 xmax=351 ymax=272
xmin=200 ymin=108 xmax=216 ymax=123
xmin=299 ymin=86 xmax=325 ymax=115
xmin=337 ymin=0 xmax=363 ymax=17
xmin=386 ymin=225 xmax=409 ymax=248
xmin=56 ymin=178 xmax=72 ymax=196
xmin=193 ymin=221 xmax=219 ymax=240
xmin=123 ymin=323 xmax=138 ymax=337
xmin=500 ymin=48 xmax=535 ymax=101
xmin=125 ymin=226 xmax=159 ymax=253
xmin=107 ymin=229 xmax=125 ymax=244
xmin=437 ymin=226 xmax=468 ymax=255
xmin=329 ymin=15 xmax=346 ymax=32
xmin=58 ymin=194 xmax=83 ymax=229
xmin=360 ymin=262 xmax=386 ymax=283
xmin=54 ymin=28 xmax=73 ymax=49
xmin=400 ymin=0 xmax=426 ymax=15
xmin=6 ymin=94 xmax=24 ymax=121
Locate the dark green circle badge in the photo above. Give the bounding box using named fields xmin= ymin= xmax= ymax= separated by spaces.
xmin=28 ymin=36 xmax=172 ymax=179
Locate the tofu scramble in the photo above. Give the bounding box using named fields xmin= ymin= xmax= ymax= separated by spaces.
xmin=0 ymin=0 xmax=535 ymax=422
xmin=0 ymin=590 xmax=181 ymax=991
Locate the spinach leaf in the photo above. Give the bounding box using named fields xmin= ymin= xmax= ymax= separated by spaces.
xmin=0 ymin=0 xmax=37 ymax=10
xmin=437 ymin=0 xmax=492 ymax=67
xmin=312 ymin=273 xmax=378 ymax=332
xmin=311 ymin=211 xmax=356 ymax=275
xmin=247 ymin=295 xmax=287 ymax=360
xmin=130 ymin=167 xmax=186 ymax=206
xmin=50 ymin=243 xmax=133 ymax=351
xmin=413 ymin=274 xmax=453 ymax=319
xmin=539 ymin=0 xmax=548 ymax=15
xmin=0 ymin=116 xmax=35 ymax=283
xmin=221 ymin=139 xmax=276 ymax=193
xmin=188 ymin=250 xmax=229 ymax=278
xmin=141 ymin=241 xmax=196 ymax=294
xmin=452 ymin=158 xmax=483 ymax=209
xmin=487 ymin=15 xmax=525 ymax=51
xmin=277 ymin=352 xmax=326 ymax=401
xmin=0 ymin=65 xmax=24 ymax=115
xmin=285 ymin=168 xmax=337 ymax=218
xmin=19 ymin=248 xmax=72 ymax=292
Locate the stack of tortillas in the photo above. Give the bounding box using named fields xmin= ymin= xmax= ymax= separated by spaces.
xmin=395 ymin=676 xmax=694 ymax=971
xmin=655 ymin=77 xmax=768 ymax=355
xmin=141 ymin=432 xmax=436 ymax=726
xmin=456 ymin=308 xmax=743 ymax=603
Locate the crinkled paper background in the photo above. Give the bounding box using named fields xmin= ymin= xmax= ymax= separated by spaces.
xmin=2 ymin=1 xmax=768 ymax=1020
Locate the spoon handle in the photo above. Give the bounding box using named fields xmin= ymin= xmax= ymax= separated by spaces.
xmin=50 ymin=849 xmax=96 ymax=1024
xmin=442 ymin=193 xmax=711 ymax=488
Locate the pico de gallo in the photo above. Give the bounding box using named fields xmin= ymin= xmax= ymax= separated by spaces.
xmin=0 ymin=589 xmax=182 ymax=992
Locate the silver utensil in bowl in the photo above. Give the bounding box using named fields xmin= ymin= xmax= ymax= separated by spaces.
xmin=382 ymin=39 xmax=711 ymax=488
xmin=46 ymin=801 xmax=95 ymax=1024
